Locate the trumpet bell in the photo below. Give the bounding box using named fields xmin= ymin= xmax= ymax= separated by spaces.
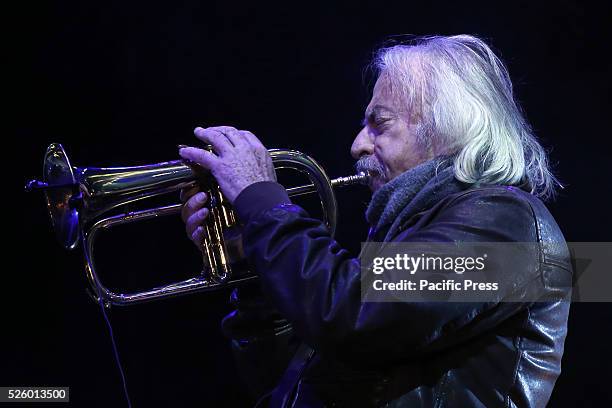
xmin=41 ymin=143 xmax=80 ymax=249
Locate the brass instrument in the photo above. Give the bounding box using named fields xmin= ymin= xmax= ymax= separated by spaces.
xmin=26 ymin=143 xmax=368 ymax=307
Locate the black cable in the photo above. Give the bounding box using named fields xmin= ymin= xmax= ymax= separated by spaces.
xmin=97 ymin=296 xmax=132 ymax=408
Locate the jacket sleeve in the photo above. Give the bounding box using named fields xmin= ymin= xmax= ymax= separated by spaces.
xmin=220 ymin=281 xmax=300 ymax=401
xmin=233 ymin=182 xmax=541 ymax=363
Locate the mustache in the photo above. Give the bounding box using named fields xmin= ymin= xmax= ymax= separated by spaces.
xmin=355 ymin=154 xmax=387 ymax=180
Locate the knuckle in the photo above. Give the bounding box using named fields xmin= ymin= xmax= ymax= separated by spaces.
xmin=207 ymin=132 xmax=221 ymax=143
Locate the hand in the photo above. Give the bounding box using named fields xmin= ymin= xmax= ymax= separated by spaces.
xmin=180 ymin=186 xmax=209 ymax=249
xmin=178 ymin=126 xmax=276 ymax=203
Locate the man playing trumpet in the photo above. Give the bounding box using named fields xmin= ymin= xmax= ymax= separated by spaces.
xmin=179 ymin=35 xmax=571 ymax=407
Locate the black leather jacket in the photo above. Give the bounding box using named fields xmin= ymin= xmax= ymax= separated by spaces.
xmin=225 ymin=182 xmax=572 ymax=407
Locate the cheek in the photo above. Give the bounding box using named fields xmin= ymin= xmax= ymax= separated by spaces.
xmin=375 ymin=145 xmax=402 ymax=179
xmin=377 ymin=129 xmax=422 ymax=178
xmin=386 ymin=152 xmax=409 ymax=178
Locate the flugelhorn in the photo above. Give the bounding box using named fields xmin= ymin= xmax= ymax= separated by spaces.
xmin=26 ymin=143 xmax=368 ymax=306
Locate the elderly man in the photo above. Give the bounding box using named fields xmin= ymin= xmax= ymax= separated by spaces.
xmin=179 ymin=35 xmax=572 ymax=407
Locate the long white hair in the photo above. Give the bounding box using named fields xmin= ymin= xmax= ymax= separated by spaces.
xmin=373 ymin=35 xmax=561 ymax=200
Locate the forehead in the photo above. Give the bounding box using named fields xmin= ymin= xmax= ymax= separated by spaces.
xmin=366 ymin=74 xmax=398 ymax=115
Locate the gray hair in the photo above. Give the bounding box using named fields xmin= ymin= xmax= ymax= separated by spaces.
xmin=373 ymin=35 xmax=561 ymax=200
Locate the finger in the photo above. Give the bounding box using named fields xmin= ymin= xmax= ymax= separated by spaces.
xmin=180 ymin=186 xmax=200 ymax=203
xmin=194 ymin=127 xmax=234 ymax=155
xmin=186 ymin=207 xmax=209 ymax=238
xmin=240 ymin=130 xmax=266 ymax=150
xmin=206 ymin=126 xmax=249 ymax=148
xmin=191 ymin=226 xmax=206 ymax=246
xmin=179 ymin=146 xmax=219 ymax=169
xmin=181 ymin=191 xmax=208 ymax=222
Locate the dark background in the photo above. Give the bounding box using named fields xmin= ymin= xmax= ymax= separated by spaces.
xmin=9 ymin=0 xmax=611 ymax=406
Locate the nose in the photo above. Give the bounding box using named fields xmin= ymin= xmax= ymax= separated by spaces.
xmin=351 ymin=127 xmax=374 ymax=160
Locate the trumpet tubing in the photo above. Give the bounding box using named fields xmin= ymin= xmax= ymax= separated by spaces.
xmin=26 ymin=143 xmax=368 ymax=306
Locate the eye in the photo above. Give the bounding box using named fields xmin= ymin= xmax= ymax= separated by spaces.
xmin=363 ymin=111 xmax=393 ymax=133
xmin=373 ymin=116 xmax=391 ymax=130
xmin=374 ymin=117 xmax=388 ymax=126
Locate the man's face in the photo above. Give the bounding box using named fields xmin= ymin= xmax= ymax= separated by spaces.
xmin=351 ymin=74 xmax=431 ymax=191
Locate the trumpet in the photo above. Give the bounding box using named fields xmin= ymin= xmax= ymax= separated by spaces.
xmin=26 ymin=143 xmax=368 ymax=307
